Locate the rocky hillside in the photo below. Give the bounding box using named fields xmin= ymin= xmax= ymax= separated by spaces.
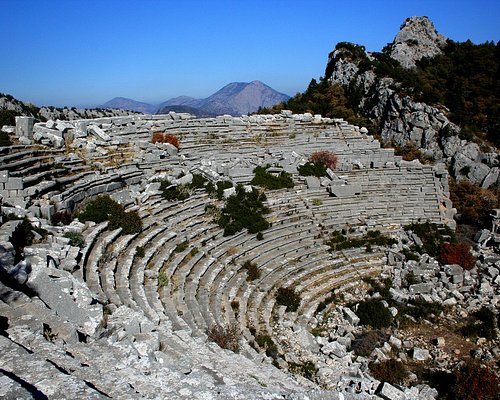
xmin=0 ymin=93 xmax=139 ymax=126
xmin=265 ymin=16 xmax=499 ymax=191
xmin=387 ymin=16 xmax=447 ymax=68
xmin=324 ymin=16 xmax=499 ymax=189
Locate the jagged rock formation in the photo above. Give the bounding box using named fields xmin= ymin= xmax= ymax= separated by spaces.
xmin=387 ymin=16 xmax=447 ymax=69
xmin=324 ymin=17 xmax=499 ymax=188
xmin=0 ymin=111 xmax=455 ymax=399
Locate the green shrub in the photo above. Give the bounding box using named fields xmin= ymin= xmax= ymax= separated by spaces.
xmin=174 ymin=241 xmax=189 ymax=253
xmin=251 ymin=166 xmax=294 ymax=190
xmin=135 ymin=246 xmax=145 ymax=258
xmin=242 ymin=260 xmax=260 ymax=281
xmin=77 ymin=195 xmax=142 ymax=235
xmin=397 ymin=299 xmax=443 ymax=323
xmin=255 ymin=334 xmax=278 ymax=358
xmin=369 ymin=359 xmax=408 ymax=385
xmin=460 ymin=307 xmax=498 ymax=340
xmin=355 ymin=299 xmax=393 ymax=329
xmin=352 ymin=330 xmax=390 ymax=357
xmin=189 ymin=247 xmax=199 ymax=257
xmin=11 ymin=217 xmax=47 ymax=263
xmin=160 ymin=182 xmax=191 ymax=201
xmin=51 ymin=210 xmax=73 ymax=225
xmin=404 ymin=222 xmax=456 ymax=257
xmin=157 ymin=271 xmax=168 ymax=287
xmin=328 ymin=230 xmax=396 ymax=252
xmin=0 ymin=132 xmax=12 ymax=146
xmin=190 ymin=174 xmax=208 ymax=189
xmin=64 ymin=232 xmax=84 ymax=248
xmin=288 ymin=361 xmax=318 ymax=381
xmin=275 ymin=287 xmax=301 ymax=312
xmin=218 ymin=185 xmax=270 ymax=236
xmin=298 ymin=161 xmax=327 ymax=178
xmin=256 ymin=232 xmax=264 ymax=241
xmin=0 ymin=108 xmax=21 ymax=127
xmin=207 ymin=324 xmax=240 ymax=353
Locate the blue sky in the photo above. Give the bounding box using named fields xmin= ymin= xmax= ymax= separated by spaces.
xmin=1 ymin=0 xmax=499 ymax=107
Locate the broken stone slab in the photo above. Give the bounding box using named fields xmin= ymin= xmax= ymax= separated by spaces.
xmin=321 ymin=341 xmax=347 ymax=358
xmin=15 ymin=116 xmax=34 ymax=139
xmin=342 ymin=307 xmax=360 ymax=326
xmin=377 ymin=382 xmax=407 ymax=400
xmin=409 ymin=283 xmax=432 ymax=294
xmin=25 ymin=254 xmax=94 ymax=334
xmin=413 ymin=347 xmax=430 ymax=361
xmin=305 ymin=176 xmax=320 ymax=189
xmin=88 ymin=124 xmax=111 ymax=141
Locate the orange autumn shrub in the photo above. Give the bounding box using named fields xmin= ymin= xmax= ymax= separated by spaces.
xmin=151 ymin=132 xmax=180 ymax=149
xmin=310 ymin=150 xmax=338 ymax=169
xmin=438 ymin=242 xmax=476 ymax=270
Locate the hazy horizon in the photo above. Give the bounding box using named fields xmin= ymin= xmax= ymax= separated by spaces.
xmin=1 ymin=0 xmax=499 ymax=108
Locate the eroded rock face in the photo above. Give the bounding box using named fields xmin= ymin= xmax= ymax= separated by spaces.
xmin=389 ymin=16 xmax=447 ymax=69
xmin=324 ymin=17 xmax=499 ymax=188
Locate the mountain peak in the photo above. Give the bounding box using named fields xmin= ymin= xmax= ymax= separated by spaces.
xmin=388 ymin=16 xmax=447 ymax=69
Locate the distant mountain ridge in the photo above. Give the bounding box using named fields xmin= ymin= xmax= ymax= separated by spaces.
xmin=100 ymin=81 xmax=290 ymax=117
xmin=100 ymin=97 xmax=158 ymax=114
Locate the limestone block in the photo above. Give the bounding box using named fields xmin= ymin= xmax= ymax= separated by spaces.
xmin=25 ymin=255 xmax=92 ymax=330
xmin=305 ymin=176 xmax=320 ymax=189
xmin=223 ymin=187 xmax=236 ymax=198
xmin=15 ymin=116 xmax=34 ymax=138
xmin=413 ymin=347 xmax=430 ymax=361
xmin=409 ymin=283 xmax=431 ymax=294
xmin=343 ymin=307 xmax=360 ymax=326
xmin=88 ymin=125 xmax=111 ymax=141
xmin=482 ymin=167 xmax=499 ymax=188
xmin=323 ymin=341 xmax=347 ymax=359
xmin=377 ymin=382 xmax=407 ymax=400
xmin=5 ymin=178 xmax=23 ymax=190
xmin=0 ymin=170 xmax=8 ymax=183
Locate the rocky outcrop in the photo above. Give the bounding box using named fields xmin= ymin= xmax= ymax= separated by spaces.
xmin=324 ymin=17 xmax=499 ymax=188
xmin=388 ymin=16 xmax=447 ymax=69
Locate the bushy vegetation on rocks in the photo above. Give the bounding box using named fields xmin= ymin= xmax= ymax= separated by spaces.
xmin=460 ymin=307 xmax=498 ymax=340
xmin=310 ymin=150 xmax=338 ymax=170
xmin=250 ymin=166 xmax=294 ymax=190
xmin=77 ymin=195 xmax=142 ymax=235
xmin=64 ymin=232 xmax=84 ymax=248
xmin=453 ymin=361 xmax=500 ymax=400
xmin=217 ymin=185 xmax=270 ymax=236
xmin=404 ymin=222 xmax=456 ymax=257
xmin=288 ymin=361 xmax=318 ymax=381
xmin=298 ymin=161 xmax=327 ymax=178
xmin=449 ymin=179 xmax=500 ymax=229
xmin=207 ymin=324 xmax=240 ymax=353
xmin=151 ymin=132 xmax=180 ymax=149
xmin=275 ymin=287 xmax=301 ymax=312
xmin=160 ymin=174 xmax=209 ymax=202
xmin=206 ymin=180 xmax=233 ymax=200
xmin=0 ymin=131 xmax=12 ymax=146
xmin=351 ymin=330 xmax=390 ymax=357
xmin=11 ymin=217 xmax=47 ymax=263
xmin=327 ymin=229 xmax=396 ymax=252
xmin=51 ymin=210 xmax=73 ymax=225
xmin=354 ymin=299 xmax=393 ymax=329
xmin=369 ymin=359 xmax=408 ymax=385
xmin=242 ymin=260 xmax=260 ymax=281
xmin=438 ymin=242 xmax=476 ymax=270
